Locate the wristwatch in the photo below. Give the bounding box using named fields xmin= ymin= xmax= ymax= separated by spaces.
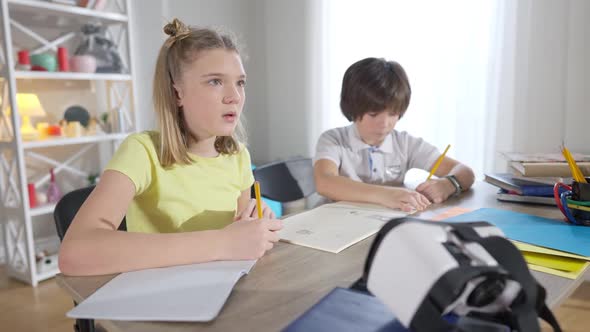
xmin=444 ymin=175 xmax=463 ymax=196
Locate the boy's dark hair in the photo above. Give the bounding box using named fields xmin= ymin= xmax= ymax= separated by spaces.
xmin=340 ymin=58 xmax=411 ymax=121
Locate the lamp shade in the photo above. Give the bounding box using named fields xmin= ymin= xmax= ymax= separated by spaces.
xmin=16 ymin=93 xmax=46 ymax=117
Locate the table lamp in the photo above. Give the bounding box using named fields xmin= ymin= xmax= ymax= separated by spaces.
xmin=15 ymin=93 xmax=46 ymax=141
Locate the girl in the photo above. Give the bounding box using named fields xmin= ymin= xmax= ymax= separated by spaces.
xmin=58 ymin=19 xmax=282 ymax=276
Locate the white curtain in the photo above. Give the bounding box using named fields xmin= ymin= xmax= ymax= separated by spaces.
xmin=320 ymin=0 xmax=502 ymax=177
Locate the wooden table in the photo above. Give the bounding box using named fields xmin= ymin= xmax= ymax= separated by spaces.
xmin=57 ymin=182 xmax=588 ymax=331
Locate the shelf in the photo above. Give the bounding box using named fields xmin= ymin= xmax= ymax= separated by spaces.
xmin=23 ymin=132 xmax=129 ymax=149
xmin=37 ymin=265 xmax=59 ymax=282
xmin=7 ymin=0 xmax=128 ymax=28
xmin=30 ymin=203 xmax=56 ymax=217
xmin=15 ymin=71 xmax=132 ymax=81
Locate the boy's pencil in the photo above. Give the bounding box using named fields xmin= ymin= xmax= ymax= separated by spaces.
xmin=254 ymin=181 xmax=263 ymax=219
xmin=427 ymin=144 xmax=451 ymax=181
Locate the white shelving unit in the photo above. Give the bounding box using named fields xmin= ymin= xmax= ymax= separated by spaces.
xmin=0 ymin=0 xmax=138 ymax=286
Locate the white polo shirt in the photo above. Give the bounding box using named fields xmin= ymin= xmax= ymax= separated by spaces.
xmin=314 ymin=124 xmax=440 ymax=186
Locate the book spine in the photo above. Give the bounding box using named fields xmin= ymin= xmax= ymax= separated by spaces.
xmin=521 ymin=186 xmax=554 ymax=197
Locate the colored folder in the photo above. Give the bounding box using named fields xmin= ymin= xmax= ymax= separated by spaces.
xmin=444 ymin=208 xmax=590 ymax=257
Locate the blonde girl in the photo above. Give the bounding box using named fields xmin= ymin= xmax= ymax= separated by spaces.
xmin=59 ymin=19 xmax=282 ymax=276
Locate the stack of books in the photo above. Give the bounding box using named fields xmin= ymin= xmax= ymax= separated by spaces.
xmin=503 ymin=152 xmax=590 ymax=177
xmin=484 ymin=173 xmax=557 ymax=206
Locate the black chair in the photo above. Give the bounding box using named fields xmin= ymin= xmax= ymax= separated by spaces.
xmin=54 ymin=186 xmax=126 ymax=332
xmin=253 ymin=158 xmax=316 ymax=202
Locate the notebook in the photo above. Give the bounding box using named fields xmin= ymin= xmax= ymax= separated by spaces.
xmin=278 ymin=202 xmax=408 ymax=253
xmin=67 ymin=260 xmax=256 ymax=322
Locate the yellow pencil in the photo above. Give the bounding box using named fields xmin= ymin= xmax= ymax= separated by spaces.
xmin=254 ymin=181 xmax=263 ymax=219
xmin=562 ymin=146 xmax=587 ymax=183
xmin=427 ymin=144 xmax=451 ymax=181
xmin=560 ymin=147 xmax=578 ymax=181
xmin=567 ymin=149 xmax=585 ymax=182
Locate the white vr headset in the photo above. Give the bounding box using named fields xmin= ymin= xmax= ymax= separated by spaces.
xmin=353 ymin=218 xmax=562 ymax=332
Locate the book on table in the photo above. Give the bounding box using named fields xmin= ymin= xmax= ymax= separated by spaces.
xmin=511 ymin=161 xmax=590 ymax=178
xmin=496 ymin=189 xmax=556 ymax=206
xmin=484 ymin=173 xmax=554 ymax=196
xmin=501 ymin=152 xmax=590 ymax=163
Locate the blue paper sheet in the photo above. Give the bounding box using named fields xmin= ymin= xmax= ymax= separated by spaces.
xmin=445 ymin=208 xmax=590 ymax=257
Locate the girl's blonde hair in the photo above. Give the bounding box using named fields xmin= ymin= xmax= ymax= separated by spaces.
xmin=153 ymin=18 xmax=246 ymax=167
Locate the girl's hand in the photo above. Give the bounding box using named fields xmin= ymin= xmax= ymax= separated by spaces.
xmin=378 ymin=187 xmax=431 ymax=212
xmin=221 ymin=218 xmax=283 ymax=260
xmin=416 ymin=178 xmax=456 ymax=204
xmin=234 ymin=199 xmax=276 ymax=221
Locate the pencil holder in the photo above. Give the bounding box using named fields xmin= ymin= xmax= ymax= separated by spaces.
xmin=571 ymin=178 xmax=590 ymax=223
xmin=554 ymin=179 xmax=590 ymax=226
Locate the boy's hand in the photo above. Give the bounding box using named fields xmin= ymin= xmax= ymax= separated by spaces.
xmin=378 ymin=187 xmax=431 ymax=212
xmin=221 ymin=217 xmax=283 ymax=260
xmin=234 ymin=199 xmax=276 ymax=221
xmin=416 ymin=178 xmax=456 ymax=203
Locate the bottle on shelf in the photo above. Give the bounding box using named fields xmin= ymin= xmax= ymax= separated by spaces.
xmin=46 ymin=168 xmax=62 ymax=203
xmin=16 ymin=50 xmax=32 ymax=70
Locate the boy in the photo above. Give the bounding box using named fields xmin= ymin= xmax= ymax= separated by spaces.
xmin=314 ymin=58 xmax=474 ymax=212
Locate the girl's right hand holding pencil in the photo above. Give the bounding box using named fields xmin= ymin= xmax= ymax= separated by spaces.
xmin=220 ymin=218 xmax=283 ymax=260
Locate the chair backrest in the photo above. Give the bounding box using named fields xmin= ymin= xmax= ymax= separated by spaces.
xmin=253 ymin=158 xmax=316 ymax=203
xmin=53 ymin=186 xmax=126 ymax=241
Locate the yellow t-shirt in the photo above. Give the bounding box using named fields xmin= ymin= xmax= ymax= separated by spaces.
xmin=105 ymin=131 xmax=254 ymax=233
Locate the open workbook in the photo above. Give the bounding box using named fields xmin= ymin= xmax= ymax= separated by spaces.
xmin=67 ymin=260 xmax=256 ymax=322
xmin=279 ymin=202 xmax=409 ymax=253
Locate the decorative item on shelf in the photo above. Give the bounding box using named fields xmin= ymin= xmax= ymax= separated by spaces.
xmin=35 ymin=250 xmax=50 ymax=263
xmin=46 ymin=124 xmax=62 ymax=137
xmin=69 ymin=55 xmax=97 ymax=73
xmin=36 ymin=253 xmax=58 ymax=274
xmin=59 ymin=119 xmax=68 ymax=135
xmin=99 ymin=112 xmax=112 ymax=133
xmin=93 ymin=0 xmax=107 ymax=11
xmin=14 ymin=93 xmax=47 ymax=141
xmin=65 ymin=121 xmax=83 ymax=137
xmin=46 ymin=168 xmax=62 ymax=204
xmin=57 ymin=47 xmax=69 ymax=72
xmin=36 ymin=191 xmax=48 ymax=205
xmin=36 ymin=122 xmax=49 ymax=140
xmin=30 ymin=53 xmax=57 ymax=72
xmin=86 ymin=117 xmax=103 ymax=135
xmin=74 ymin=23 xmax=125 ymax=73
xmin=79 ymin=0 xmax=107 ymax=10
xmin=27 ymin=183 xmax=37 ymax=208
xmin=16 ymin=50 xmax=32 ymax=70
xmin=87 ymin=173 xmax=100 ymax=185
xmin=63 ymin=105 xmax=90 ymax=127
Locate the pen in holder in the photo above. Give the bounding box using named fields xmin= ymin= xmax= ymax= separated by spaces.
xmin=554 ymin=178 xmax=590 ymax=226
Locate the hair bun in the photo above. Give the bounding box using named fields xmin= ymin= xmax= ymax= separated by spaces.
xmin=163 ymin=18 xmax=186 ymax=37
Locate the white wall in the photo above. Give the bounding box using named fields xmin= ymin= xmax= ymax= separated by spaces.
xmin=130 ymin=0 xmax=322 ymax=165
xmin=129 ymin=0 xmax=168 ymax=131
xmin=263 ymin=0 xmax=323 ymax=163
